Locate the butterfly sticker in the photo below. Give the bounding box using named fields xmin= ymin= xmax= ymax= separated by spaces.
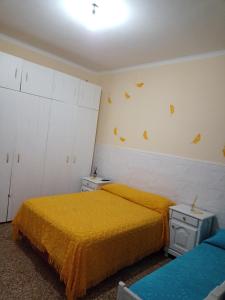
xmin=124 ymin=91 xmax=131 ymax=99
xmin=143 ymin=130 xmax=149 ymax=140
xmin=107 ymin=97 xmax=112 ymax=104
xmin=136 ymin=82 xmax=144 ymax=88
xmin=170 ymin=104 xmax=175 ymax=115
xmin=192 ymin=133 xmax=201 ymax=144
xmin=113 ymin=127 xmax=118 ymax=136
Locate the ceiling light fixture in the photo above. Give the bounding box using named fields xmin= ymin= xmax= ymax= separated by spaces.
xmin=63 ymin=0 xmax=129 ymax=31
xmin=92 ymin=3 xmax=98 ymax=15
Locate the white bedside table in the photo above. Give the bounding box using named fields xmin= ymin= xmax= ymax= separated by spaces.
xmin=81 ymin=176 xmax=112 ymax=192
xmin=167 ymin=204 xmax=214 ymax=257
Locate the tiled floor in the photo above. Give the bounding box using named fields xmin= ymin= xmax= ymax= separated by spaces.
xmin=0 ymin=223 xmax=171 ymax=299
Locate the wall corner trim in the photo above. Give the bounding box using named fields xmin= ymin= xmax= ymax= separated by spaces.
xmin=0 ymin=33 xmax=98 ymax=75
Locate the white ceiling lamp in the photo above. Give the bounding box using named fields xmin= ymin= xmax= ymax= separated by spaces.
xmin=63 ymin=0 xmax=129 ymax=31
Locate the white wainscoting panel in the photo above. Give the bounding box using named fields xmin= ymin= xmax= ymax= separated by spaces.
xmin=93 ymin=144 xmax=225 ymax=228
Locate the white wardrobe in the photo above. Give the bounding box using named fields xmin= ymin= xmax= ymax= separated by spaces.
xmin=0 ymin=51 xmax=101 ymax=222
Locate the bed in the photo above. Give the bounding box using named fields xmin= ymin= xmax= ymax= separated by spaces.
xmin=13 ymin=183 xmax=175 ymax=300
xmin=117 ymin=229 xmax=225 ymax=300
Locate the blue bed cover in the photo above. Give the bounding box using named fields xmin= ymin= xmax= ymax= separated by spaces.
xmin=130 ymin=242 xmax=225 ymax=300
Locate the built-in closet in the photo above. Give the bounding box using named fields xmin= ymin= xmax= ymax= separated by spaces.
xmin=0 ymin=51 xmax=101 ymax=222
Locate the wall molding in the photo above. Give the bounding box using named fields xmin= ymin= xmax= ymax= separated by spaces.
xmin=1 ymin=33 xmax=225 ymax=75
xmin=95 ymin=143 xmax=225 ymax=167
xmin=0 ymin=33 xmax=98 ymax=75
xmin=99 ymin=50 xmax=225 ymax=75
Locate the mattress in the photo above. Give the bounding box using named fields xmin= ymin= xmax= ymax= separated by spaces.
xmin=13 ymin=185 xmax=174 ymax=299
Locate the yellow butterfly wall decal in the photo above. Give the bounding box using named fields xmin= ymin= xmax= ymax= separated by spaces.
xmin=113 ymin=128 xmax=118 ymax=136
xmin=192 ymin=133 xmax=201 ymax=144
xmin=107 ymin=97 xmax=112 ymax=104
xmin=136 ymin=82 xmax=144 ymax=88
xmin=120 ymin=137 xmax=126 ymax=142
xmin=143 ymin=130 xmax=149 ymax=140
xmin=170 ymin=104 xmax=175 ymax=115
xmin=124 ymin=91 xmax=131 ymax=99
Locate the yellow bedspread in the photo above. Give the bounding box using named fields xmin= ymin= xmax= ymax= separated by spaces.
xmin=13 ymin=189 xmax=171 ymax=299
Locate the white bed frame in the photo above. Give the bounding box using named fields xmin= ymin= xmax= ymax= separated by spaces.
xmin=117 ymin=282 xmax=141 ymax=300
xmin=117 ymin=281 xmax=225 ymax=300
xmin=204 ymin=281 xmax=225 ymax=300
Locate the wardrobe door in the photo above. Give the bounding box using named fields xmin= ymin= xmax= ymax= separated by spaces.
xmin=52 ymin=71 xmax=80 ymax=105
xmin=0 ymin=88 xmax=18 ymax=222
xmin=70 ymin=107 xmax=98 ymax=192
xmin=78 ymin=81 xmax=101 ymax=110
xmin=7 ymin=94 xmax=50 ymax=220
xmin=42 ymin=102 xmax=76 ymax=196
xmin=21 ymin=61 xmax=53 ymax=98
xmin=0 ymin=52 xmax=22 ymax=91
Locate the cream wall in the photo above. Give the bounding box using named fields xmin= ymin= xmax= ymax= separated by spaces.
xmin=97 ymin=54 xmax=225 ymax=164
xmin=0 ymin=36 xmax=99 ymax=84
xmin=1 ymin=34 xmax=224 ymax=164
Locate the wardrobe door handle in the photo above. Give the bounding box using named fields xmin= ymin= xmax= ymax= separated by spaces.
xmin=73 ymin=156 xmax=76 ymax=164
xmin=66 ymin=156 xmax=70 ymax=164
xmin=6 ymin=153 xmax=9 ymax=163
xmin=15 ymin=68 xmax=18 ymax=79
xmin=26 ymin=72 xmax=28 ymax=82
xmin=17 ymin=154 xmax=20 ymax=163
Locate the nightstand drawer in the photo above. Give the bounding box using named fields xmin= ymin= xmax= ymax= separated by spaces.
xmin=81 ymin=185 xmax=93 ymax=192
xmin=82 ymin=179 xmax=97 ymax=189
xmin=172 ymin=210 xmax=198 ymax=227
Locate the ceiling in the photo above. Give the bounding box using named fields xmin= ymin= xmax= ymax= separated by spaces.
xmin=0 ymin=0 xmax=225 ymax=72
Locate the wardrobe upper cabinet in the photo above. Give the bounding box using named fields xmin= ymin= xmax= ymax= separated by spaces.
xmin=52 ymin=71 xmax=80 ymax=105
xmin=78 ymin=81 xmax=101 ymax=110
xmin=0 ymin=51 xmax=22 ymax=91
xmin=21 ymin=60 xmax=54 ymax=98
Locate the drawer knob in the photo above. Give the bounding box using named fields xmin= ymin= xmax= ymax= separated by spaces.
xmin=182 ymin=216 xmax=186 ymax=221
xmin=172 ymin=225 xmax=175 ymax=229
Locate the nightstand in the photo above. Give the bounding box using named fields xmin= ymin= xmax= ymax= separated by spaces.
xmin=167 ymin=204 xmax=214 ymax=257
xmin=81 ymin=176 xmax=112 ymax=192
